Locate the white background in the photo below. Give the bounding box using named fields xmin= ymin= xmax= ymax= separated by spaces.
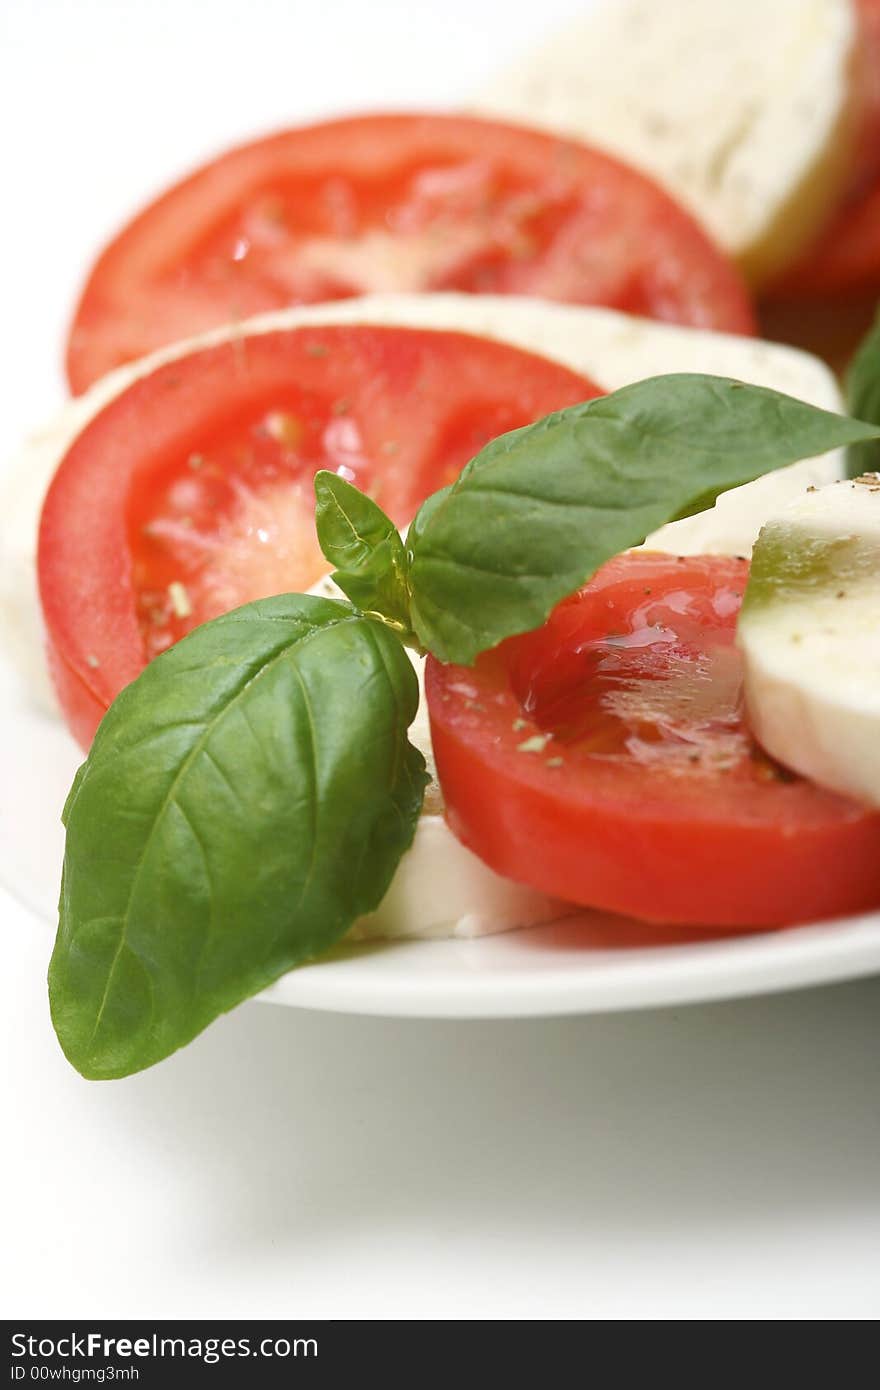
xmin=2 ymin=0 xmax=880 ymax=1321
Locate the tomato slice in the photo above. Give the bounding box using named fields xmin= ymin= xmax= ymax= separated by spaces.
xmin=65 ymin=113 xmax=755 ymax=392
xmin=38 ymin=323 xmax=599 ymax=747
xmin=426 ymin=552 xmax=880 ymax=928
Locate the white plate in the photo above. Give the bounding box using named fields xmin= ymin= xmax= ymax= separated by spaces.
xmin=6 ymin=656 xmax=880 ymax=1018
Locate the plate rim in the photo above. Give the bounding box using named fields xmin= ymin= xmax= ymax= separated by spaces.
xmin=4 ymin=648 xmax=880 ymax=1020
xmin=254 ymin=908 xmax=880 ymax=1017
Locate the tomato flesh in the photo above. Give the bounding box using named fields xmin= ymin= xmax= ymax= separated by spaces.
xmin=66 ymin=113 xmax=755 ymax=392
xmin=39 ymin=324 xmax=599 ymax=747
xmin=426 ymin=553 xmax=880 ymax=928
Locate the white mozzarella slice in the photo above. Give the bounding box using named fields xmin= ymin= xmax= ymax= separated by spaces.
xmin=350 ymin=812 xmax=569 ymax=941
xmin=476 ymin=0 xmax=857 ymax=285
xmin=738 ymin=475 xmax=880 ymax=805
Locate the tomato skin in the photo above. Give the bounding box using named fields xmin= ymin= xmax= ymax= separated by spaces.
xmin=39 ymin=324 xmax=599 ymax=748
xmin=44 ymin=640 xmax=110 ymax=754
xmin=66 ymin=112 xmax=755 ymax=392
xmin=426 ymin=554 xmax=880 ymax=928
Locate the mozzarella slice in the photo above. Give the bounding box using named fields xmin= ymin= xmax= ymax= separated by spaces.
xmin=476 ymin=0 xmax=857 ymax=285
xmin=738 ymin=476 xmax=880 ymax=805
xmin=351 ymin=811 xmax=570 ymax=941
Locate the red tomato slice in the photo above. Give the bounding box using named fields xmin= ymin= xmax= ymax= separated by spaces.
xmin=38 ymin=323 xmax=600 ymax=747
xmin=426 ymin=552 xmax=880 ymax=928
xmin=65 ymin=113 xmax=755 ymax=392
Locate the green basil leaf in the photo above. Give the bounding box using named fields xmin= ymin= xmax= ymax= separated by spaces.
xmin=846 ymin=304 xmax=880 ymax=477
xmin=408 ymin=374 xmax=880 ymax=664
xmin=314 ymin=469 xmax=401 ymax=571
xmin=314 ymin=470 xmax=414 ymax=637
xmin=406 ymin=484 xmax=451 ymax=556
xmin=50 ymin=593 xmax=427 ymax=1079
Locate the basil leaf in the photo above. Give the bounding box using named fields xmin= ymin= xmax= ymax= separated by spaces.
xmin=846 ymin=305 xmax=880 ymax=477
xmin=314 ymin=470 xmax=414 ymax=637
xmin=50 ymin=594 xmax=427 ymax=1079
xmin=314 ymin=469 xmax=401 ymax=571
xmin=408 ymin=374 xmax=880 ymax=664
xmin=406 ymin=484 xmax=451 ymax=556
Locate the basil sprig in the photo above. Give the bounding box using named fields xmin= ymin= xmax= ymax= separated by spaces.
xmin=50 ymin=595 xmax=426 ymax=1079
xmin=846 ymin=305 xmax=880 ymax=478
xmin=51 ymin=375 xmax=880 ymax=1078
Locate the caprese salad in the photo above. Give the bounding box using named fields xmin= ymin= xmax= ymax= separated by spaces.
xmin=4 ymin=0 xmax=880 ymax=1078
